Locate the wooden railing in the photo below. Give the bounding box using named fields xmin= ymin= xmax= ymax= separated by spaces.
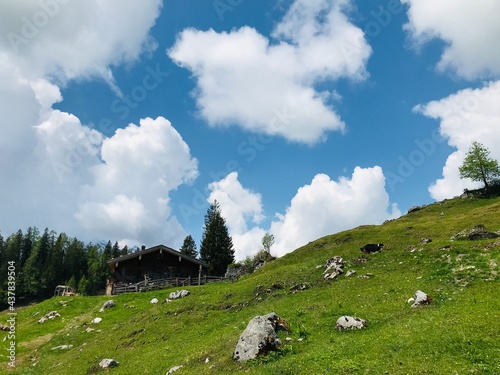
xmin=112 ymin=275 xmax=234 ymax=295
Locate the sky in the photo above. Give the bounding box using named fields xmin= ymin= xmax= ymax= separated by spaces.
xmin=1 ymin=0 xmax=499 ymax=261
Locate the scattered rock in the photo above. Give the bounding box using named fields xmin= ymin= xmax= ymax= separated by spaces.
xmin=324 ymin=256 xmax=344 ymax=280
xmin=355 ymin=257 xmax=369 ymax=264
xmin=411 ymin=290 xmax=432 ymax=307
xmin=0 ymin=324 xmax=10 ymax=331
xmin=233 ymin=312 xmax=290 ymax=362
xmin=345 ymin=270 xmax=356 ymax=277
xmin=254 ymin=260 xmax=266 ymax=270
xmin=165 ymin=365 xmax=183 ymax=374
xmin=169 ymin=290 xmax=190 ymax=300
xmin=99 ymin=300 xmax=115 ymax=312
xmin=85 ymin=327 xmax=95 ymax=333
xmin=92 ymin=317 xmax=102 ymax=324
xmin=420 ymin=238 xmax=432 ymax=244
xmin=150 ymin=298 xmax=159 ymax=304
xmin=358 ymin=273 xmax=373 ymax=279
xmin=289 ymin=283 xmax=311 ymax=292
xmin=336 ymin=316 xmax=367 ymax=331
xmin=51 ymin=345 xmax=73 ymax=350
xmin=38 ymin=311 xmax=60 ymax=324
xmin=99 ymin=358 xmax=119 ymax=369
xmin=451 ymin=225 xmax=499 ymax=241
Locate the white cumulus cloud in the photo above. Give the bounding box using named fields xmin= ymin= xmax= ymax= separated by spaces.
xmin=403 ymin=0 xmax=500 ymax=80
xmin=0 ymin=0 xmax=163 ymax=87
xmin=414 ymin=81 xmax=500 ymax=200
xmin=168 ymin=0 xmax=371 ymax=144
xmin=0 ymin=1 xmax=199 ymax=249
xmin=210 ymin=167 xmax=400 ymax=261
xmin=77 ymin=117 xmax=199 ymax=245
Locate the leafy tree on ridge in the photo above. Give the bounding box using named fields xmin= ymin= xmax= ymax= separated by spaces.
xmin=459 ymin=141 xmax=500 ymax=189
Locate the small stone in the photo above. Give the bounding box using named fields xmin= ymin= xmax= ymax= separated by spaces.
xmin=99 ymin=300 xmax=115 ymax=312
xmin=99 ymin=359 xmax=119 ymax=369
xmin=411 ymin=290 xmax=432 ymax=307
xmin=92 ymin=317 xmax=102 ymax=324
xmin=169 ymin=290 xmax=190 ymax=300
xmin=166 ymin=365 xmax=183 ymax=374
xmin=336 ymin=316 xmax=367 ymax=331
xmin=150 ymin=298 xmax=159 ymax=304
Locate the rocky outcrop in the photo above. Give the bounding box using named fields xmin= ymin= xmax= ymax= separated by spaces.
xmin=169 ymin=290 xmax=190 ymax=300
xmin=451 ymin=225 xmax=499 ymax=241
xmin=323 ymin=256 xmax=344 ymax=280
xmin=38 ymin=311 xmax=60 ymax=324
xmin=233 ymin=312 xmax=290 ymax=362
xmin=99 ymin=300 xmax=115 ymax=312
xmin=336 ymin=316 xmax=367 ymax=331
xmin=289 ymin=283 xmax=311 ymax=292
xmin=407 ymin=205 xmax=425 ymax=214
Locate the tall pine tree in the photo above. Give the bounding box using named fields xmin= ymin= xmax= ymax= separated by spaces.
xmin=200 ymin=201 xmax=234 ymax=276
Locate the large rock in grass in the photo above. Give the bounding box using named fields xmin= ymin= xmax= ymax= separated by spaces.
xmin=99 ymin=358 xmax=119 ymax=368
xmin=410 ymin=290 xmax=432 ymax=307
xmin=233 ymin=313 xmax=290 ymax=362
xmin=336 ymin=316 xmax=367 ymax=331
xmin=324 ymin=256 xmax=344 ymax=280
xmin=451 ymin=225 xmax=499 ymax=241
xmin=169 ymin=290 xmax=190 ymax=300
xmin=99 ymin=300 xmax=115 ymax=312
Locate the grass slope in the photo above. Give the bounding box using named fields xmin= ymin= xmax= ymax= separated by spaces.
xmin=2 ymin=196 xmax=499 ymax=374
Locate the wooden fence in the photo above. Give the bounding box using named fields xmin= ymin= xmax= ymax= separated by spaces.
xmin=111 ymin=275 xmax=234 ymax=295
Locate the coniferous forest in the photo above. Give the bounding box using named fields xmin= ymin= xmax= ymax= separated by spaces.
xmin=0 ymin=227 xmax=125 ymax=310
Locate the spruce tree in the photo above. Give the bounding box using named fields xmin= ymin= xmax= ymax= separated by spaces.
xmin=180 ymin=235 xmax=198 ymax=258
xmin=200 ymin=200 xmax=235 ymax=276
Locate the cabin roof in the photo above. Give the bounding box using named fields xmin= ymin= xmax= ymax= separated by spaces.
xmin=107 ymin=244 xmax=208 ymax=268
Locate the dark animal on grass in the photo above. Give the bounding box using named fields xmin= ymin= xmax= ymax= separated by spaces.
xmin=360 ymin=243 xmax=384 ymax=253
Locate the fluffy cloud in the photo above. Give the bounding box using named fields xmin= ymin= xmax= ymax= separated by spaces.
xmin=211 ymin=168 xmax=400 ymax=260
xmin=168 ymin=0 xmax=371 ymax=144
xmin=0 ymin=1 xmax=199 ymax=247
xmin=0 ymin=0 xmax=162 ymax=87
xmin=414 ymin=81 xmax=500 ymax=200
xmin=270 ymin=167 xmax=400 ymax=257
xmin=403 ymin=0 xmax=500 ymax=79
xmin=77 ymin=117 xmax=198 ymax=245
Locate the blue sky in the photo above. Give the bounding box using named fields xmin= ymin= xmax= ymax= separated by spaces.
xmin=1 ymin=0 xmax=499 ymax=260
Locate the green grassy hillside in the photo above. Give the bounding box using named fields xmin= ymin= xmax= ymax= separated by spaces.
xmin=2 ymin=196 xmax=499 ymax=374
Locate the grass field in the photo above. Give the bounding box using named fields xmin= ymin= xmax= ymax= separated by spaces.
xmin=2 ymin=196 xmax=499 ymax=374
